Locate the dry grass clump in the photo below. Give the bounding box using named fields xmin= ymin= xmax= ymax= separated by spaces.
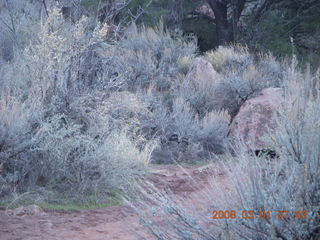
xmin=177 ymin=55 xmax=196 ymax=75
xmin=205 ymin=45 xmax=252 ymax=73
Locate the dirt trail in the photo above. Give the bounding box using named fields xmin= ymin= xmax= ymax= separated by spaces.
xmin=0 ymin=164 xmax=228 ymax=240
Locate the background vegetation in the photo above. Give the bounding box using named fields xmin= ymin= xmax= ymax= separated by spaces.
xmin=0 ymin=0 xmax=319 ymax=238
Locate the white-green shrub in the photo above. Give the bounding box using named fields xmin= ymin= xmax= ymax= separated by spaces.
xmin=149 ymin=97 xmax=231 ymax=163
xmin=0 ymin=8 xmax=162 ymax=201
xmin=178 ymin=46 xmax=283 ymax=118
xmin=116 ymin=23 xmax=197 ymax=90
xmin=133 ymin=62 xmax=320 ymax=240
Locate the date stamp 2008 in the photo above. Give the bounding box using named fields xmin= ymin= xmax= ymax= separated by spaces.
xmin=210 ymin=210 xmax=318 ymax=221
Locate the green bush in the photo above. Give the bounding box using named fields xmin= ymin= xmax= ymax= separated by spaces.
xmin=241 ymin=6 xmax=320 ymax=66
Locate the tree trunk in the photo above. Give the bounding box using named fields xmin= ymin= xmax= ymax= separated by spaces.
xmin=207 ymin=0 xmax=246 ymax=46
xmin=215 ymin=15 xmax=233 ymax=45
xmin=207 ymin=0 xmax=233 ymax=45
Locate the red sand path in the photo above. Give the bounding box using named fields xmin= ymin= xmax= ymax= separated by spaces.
xmin=0 ymin=164 xmax=228 ymax=240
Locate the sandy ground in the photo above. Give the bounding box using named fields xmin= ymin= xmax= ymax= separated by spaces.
xmin=0 ymin=164 xmax=228 ymax=240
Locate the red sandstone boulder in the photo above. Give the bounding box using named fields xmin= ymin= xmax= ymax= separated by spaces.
xmin=230 ymin=88 xmax=284 ymax=150
xmin=185 ymin=57 xmax=220 ymax=85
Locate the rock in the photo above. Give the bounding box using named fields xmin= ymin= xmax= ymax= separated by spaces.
xmin=230 ymin=88 xmax=284 ymax=150
xmin=12 ymin=205 xmax=45 ymax=217
xmin=185 ymin=57 xmax=220 ymax=85
xmin=183 ymin=57 xmax=221 ymax=116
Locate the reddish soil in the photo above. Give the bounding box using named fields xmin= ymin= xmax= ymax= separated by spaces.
xmin=0 ymin=164 xmax=229 ymax=240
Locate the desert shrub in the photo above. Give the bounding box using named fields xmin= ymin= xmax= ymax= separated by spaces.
xmin=171 ymin=98 xmax=230 ymax=154
xmin=33 ymin=114 xmax=148 ymax=197
xmin=133 ymin=62 xmax=320 ymax=240
xmin=192 ymin=46 xmax=284 ymax=118
xmin=205 ymin=45 xmax=253 ymax=73
xmin=0 ymin=0 xmax=57 ymax=70
xmin=177 ymin=55 xmax=196 ymax=75
xmin=0 ymin=3 xmax=198 ymax=203
xmin=2 ymin=7 xmax=197 ymax=114
xmin=212 ymin=67 xmax=320 ymax=238
xmin=0 ymin=7 xmax=150 ymax=105
xmin=116 ymin=23 xmax=197 ymax=90
xmin=11 ymin=12 xmax=197 ymax=98
xmin=69 ymin=90 xmax=157 ymax=152
xmin=0 ymin=98 xmax=152 ymax=202
xmin=0 ymin=93 xmax=43 ymax=193
xmin=148 ymin=46 xmax=283 ymax=162
xmin=172 ymin=46 xmax=282 ymax=120
xmin=206 ymin=46 xmax=283 ymax=86
xmin=0 ymin=22 xmax=157 ymax=199
xmin=0 ymin=7 xmax=161 ymax=203
xmin=24 ymin=9 xmax=117 ymax=105
xmin=149 ymin=97 xmax=230 ymax=163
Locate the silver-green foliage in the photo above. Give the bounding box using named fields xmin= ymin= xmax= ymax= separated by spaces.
xmin=133 ymin=63 xmax=320 ymax=240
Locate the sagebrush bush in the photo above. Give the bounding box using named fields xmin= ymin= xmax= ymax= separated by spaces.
xmin=0 ymin=0 xmax=44 ymax=62
xmin=182 ymin=46 xmax=284 ymax=118
xmin=34 ymin=113 xmax=149 ymax=196
xmin=171 ymin=98 xmax=230 ymax=154
xmin=0 ymin=93 xmax=43 ymax=194
xmin=0 ymin=98 xmax=152 ymax=201
xmin=149 ymin=97 xmax=230 ymax=163
xmin=1 ymin=6 xmax=199 ymax=179
xmin=0 ymin=7 xmax=161 ymax=203
xmin=177 ymin=55 xmax=196 ymax=75
xmin=115 ymin=22 xmax=197 ymax=91
xmin=205 ymin=45 xmax=253 ymax=73
xmin=146 ymin=46 xmax=283 ymax=162
xmin=132 ymin=61 xmax=320 ymax=240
